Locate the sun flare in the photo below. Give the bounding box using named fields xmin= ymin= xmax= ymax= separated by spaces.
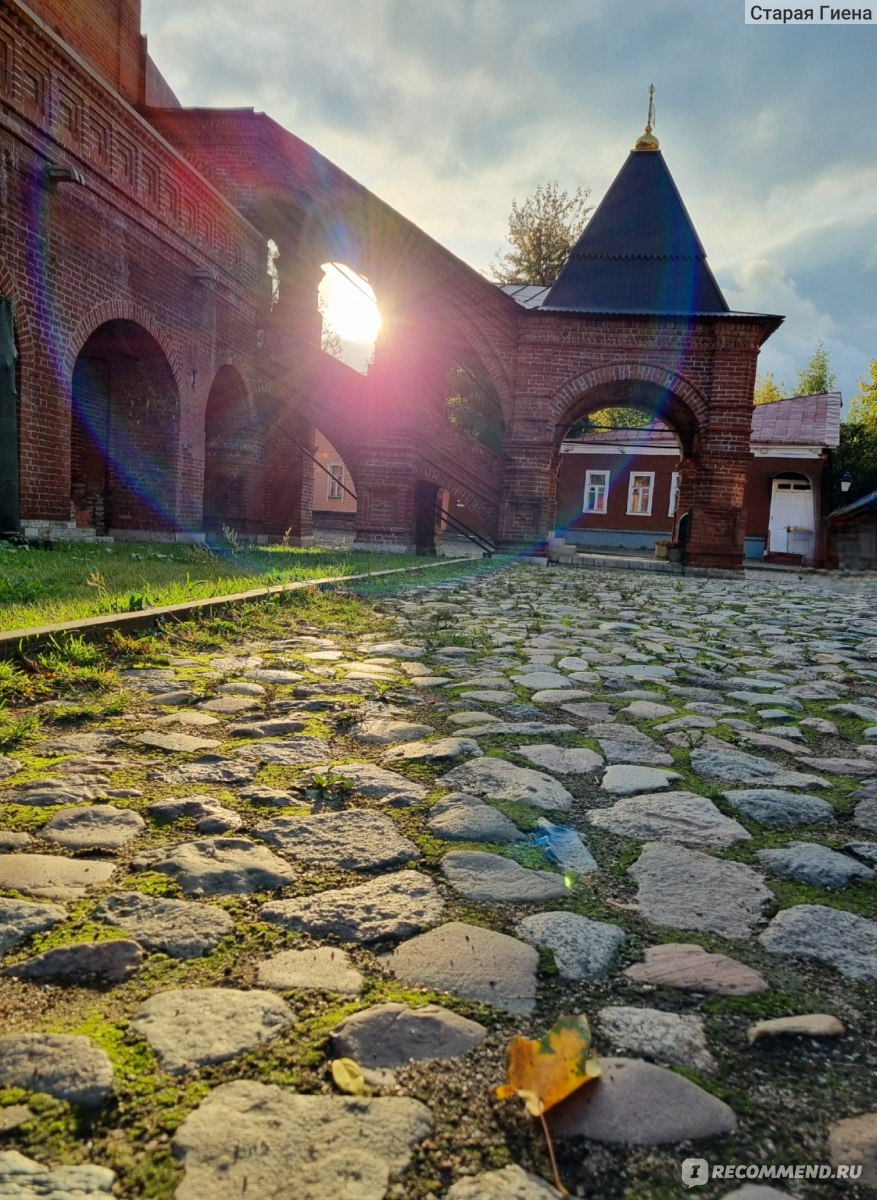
xmin=319 ymin=263 xmax=381 ymax=344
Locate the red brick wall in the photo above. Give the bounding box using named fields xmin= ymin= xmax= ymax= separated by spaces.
xmin=30 ymin=0 xmax=144 ymax=104
xmin=1 ymin=1 xmax=264 ymax=534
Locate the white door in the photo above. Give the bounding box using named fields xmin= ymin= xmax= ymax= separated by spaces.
xmin=769 ymin=478 xmax=814 ymax=558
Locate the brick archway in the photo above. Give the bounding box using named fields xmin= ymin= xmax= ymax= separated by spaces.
xmin=550 ymin=362 xmax=709 ymax=450
xmin=70 ymin=319 xmax=182 ymax=536
xmin=65 ymin=303 xmax=183 ymax=393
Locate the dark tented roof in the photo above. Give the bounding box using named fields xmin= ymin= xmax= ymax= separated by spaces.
xmin=543 ymin=149 xmax=730 ymax=315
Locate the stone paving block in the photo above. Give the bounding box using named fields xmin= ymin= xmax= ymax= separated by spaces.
xmin=254 ymin=809 xmax=420 ymax=871
xmin=0 ymin=854 xmax=116 ymax=901
xmin=629 ymin=842 xmax=773 ymax=938
xmin=441 ymin=849 xmax=568 ymax=902
xmin=132 ymin=988 xmax=293 ymax=1074
xmin=0 ymin=1034 xmax=113 ymax=1107
xmin=172 ymin=1080 xmax=431 ymax=1200
xmin=439 ymin=757 xmax=573 ymax=812
xmin=260 ymin=870 xmax=444 ymax=942
xmin=331 ymin=1002 xmax=487 ymax=1067
xmin=549 ymin=1057 xmax=736 ymax=1144
xmin=384 ymin=921 xmax=539 ymax=1014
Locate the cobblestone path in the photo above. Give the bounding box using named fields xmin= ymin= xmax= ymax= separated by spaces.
xmin=1 ymin=564 xmax=876 ymax=1199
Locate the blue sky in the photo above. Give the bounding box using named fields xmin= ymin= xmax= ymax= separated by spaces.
xmin=141 ymin=0 xmax=876 ymax=406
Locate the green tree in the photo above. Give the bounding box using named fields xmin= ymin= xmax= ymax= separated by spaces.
xmin=848 ymin=359 xmax=877 ymax=430
xmin=753 ymin=371 xmax=786 ymax=406
xmin=794 ymin=340 xmax=836 ymax=396
xmin=833 ymin=419 xmax=877 ymax=506
xmin=445 ymin=363 xmax=505 ymax=452
xmin=318 ymin=293 xmax=343 ymax=358
xmin=490 ymin=182 xmax=593 ymax=286
xmin=567 ymin=407 xmax=652 ymax=438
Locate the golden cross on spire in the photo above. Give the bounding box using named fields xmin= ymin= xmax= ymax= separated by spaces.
xmin=635 ymin=83 xmax=660 ymax=151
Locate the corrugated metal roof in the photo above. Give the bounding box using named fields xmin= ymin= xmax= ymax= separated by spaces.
xmin=543 ymin=150 xmax=731 ymax=315
xmin=500 ymin=283 xmax=551 ymax=308
xmin=565 ymin=424 xmax=677 ymax=448
xmin=829 ymin=488 xmax=877 ymax=520
xmin=751 ymin=393 xmax=842 ymax=448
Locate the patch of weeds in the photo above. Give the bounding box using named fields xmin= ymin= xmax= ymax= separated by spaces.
xmin=490 ymin=801 xmax=542 ymax=832
xmin=703 ymin=989 xmax=807 ymax=1020
xmin=45 ymin=692 xmax=129 ymax=724
xmin=0 ymin=707 xmax=39 ymax=750
xmin=537 ymin=947 xmax=559 ymax=977
xmin=769 ymin=877 xmax=877 ymax=920
xmin=104 ymin=629 xmax=169 ymax=666
xmin=40 ymin=633 xmax=104 ymax=670
xmin=0 ymin=803 xmax=53 ymax=832
xmin=120 ymin=871 xmax=183 ymax=898
xmin=505 ymin=843 xmax=554 ymax=871
xmin=0 ymin=659 xmax=38 ymax=705
xmin=15 ymin=916 xmax=130 ymax=963
xmin=303 ymin=771 xmax=355 ymax=805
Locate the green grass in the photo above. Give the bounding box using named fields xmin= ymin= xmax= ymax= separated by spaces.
xmin=0 ymin=541 xmax=477 ymax=632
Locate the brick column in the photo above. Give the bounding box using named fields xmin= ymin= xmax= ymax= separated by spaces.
xmin=351 ymin=311 xmax=444 ymax=551
xmin=497 ymin=438 xmax=555 ymax=552
xmin=264 ymin=414 xmax=314 ymax=545
xmin=684 ymin=326 xmax=760 ymax=571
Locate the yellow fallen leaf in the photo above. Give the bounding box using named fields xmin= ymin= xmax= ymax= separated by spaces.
xmin=331 ymin=1057 xmax=370 ymax=1096
xmin=496 ymin=1014 xmax=601 ymax=1117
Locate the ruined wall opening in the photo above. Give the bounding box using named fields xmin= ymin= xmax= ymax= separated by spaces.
xmin=552 ymin=380 xmax=694 ymax=553
xmin=318 ymin=262 xmax=380 ymax=374
xmin=311 ymin=429 xmax=357 ymax=541
xmin=444 ymin=352 xmax=505 ymax=453
xmin=203 ymin=365 xmax=263 ymax=537
xmin=70 ymin=320 xmax=180 ymax=535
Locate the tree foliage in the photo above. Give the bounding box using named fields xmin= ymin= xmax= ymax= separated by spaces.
xmin=848 ymin=359 xmax=877 ymax=430
xmin=832 ymin=357 xmax=877 ymax=507
xmin=318 ymin=294 xmax=343 ymax=359
xmin=567 ymin=407 xmax=652 ymax=438
xmin=445 ymin=364 xmax=505 ymax=452
xmin=833 ymin=419 xmax=877 ymax=506
xmin=490 ymin=182 xmax=593 ymax=286
xmin=794 ymin=340 xmax=836 ymax=396
xmin=753 ymin=371 xmax=786 ymax=406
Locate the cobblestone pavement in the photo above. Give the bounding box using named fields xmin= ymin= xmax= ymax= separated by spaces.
xmin=1 ymin=563 xmax=877 ymax=1199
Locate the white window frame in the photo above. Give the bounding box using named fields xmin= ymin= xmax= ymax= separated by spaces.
xmin=583 ymin=469 xmax=609 ymax=514
xmin=668 ymin=471 xmax=680 ymax=517
xmin=326 ymin=462 xmax=345 ymax=501
xmin=627 ymin=471 xmax=655 ymax=516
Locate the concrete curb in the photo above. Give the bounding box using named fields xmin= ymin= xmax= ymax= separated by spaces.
xmin=0 ymin=557 xmax=479 ymax=659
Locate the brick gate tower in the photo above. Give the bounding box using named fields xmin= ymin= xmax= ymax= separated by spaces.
xmin=499 ymin=114 xmax=782 ymax=570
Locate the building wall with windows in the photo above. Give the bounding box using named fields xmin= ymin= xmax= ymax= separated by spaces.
xmin=312 ymin=430 xmax=357 ymax=524
xmin=555 ymin=441 xmax=680 ymax=550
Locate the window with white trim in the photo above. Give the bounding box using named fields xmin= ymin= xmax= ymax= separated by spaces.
xmin=326 ymin=462 xmax=345 ymax=501
xmin=583 ymin=470 xmax=609 ymax=513
xmin=627 ymin=471 xmax=654 ymax=515
xmin=668 ymin=471 xmax=680 ymax=517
